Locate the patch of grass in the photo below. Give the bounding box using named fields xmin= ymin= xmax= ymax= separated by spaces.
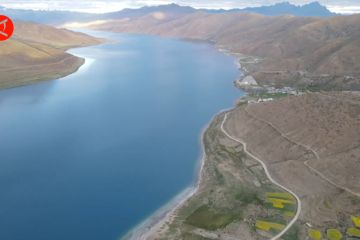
xmin=283 ymin=211 xmax=295 ymax=218
xmin=350 ymin=196 xmax=360 ymax=205
xmin=235 ymin=187 xmax=263 ymax=206
xmin=266 ymin=192 xmax=294 ymax=200
xmin=185 ymin=205 xmax=238 ymax=231
xmin=282 ymin=225 xmax=300 ymax=240
xmin=347 ymin=227 xmax=360 ymax=238
xmin=324 ymin=199 xmax=332 ymax=209
xmin=181 ymin=232 xmax=214 ymax=240
xmin=249 ymin=91 xmax=289 ymax=99
xmin=300 ymin=84 xmax=322 ymax=92
xmin=214 ymin=167 xmax=225 ymax=185
xmin=261 ymin=92 xmax=288 ymax=98
xmin=261 ymin=214 xmax=287 ymax=225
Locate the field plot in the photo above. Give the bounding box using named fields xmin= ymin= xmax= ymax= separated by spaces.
xmin=308 ymin=229 xmax=322 ymax=240
xmin=327 ymin=229 xmax=343 ymax=240
xmin=147 ymin=114 xmax=298 ymax=240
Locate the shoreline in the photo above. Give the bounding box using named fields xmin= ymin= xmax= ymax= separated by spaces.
xmin=0 ymin=56 xmax=85 ymax=91
xmin=121 ymin=42 xmax=247 ymax=240
xmin=0 ymin=44 xmax=100 ymax=91
xmin=121 ymin=119 xmax=207 ymax=240
xmin=121 ymin=181 xmax=198 ymax=240
xmin=122 ymin=107 xmax=236 ymax=240
xmin=67 ymin=49 xmax=96 ymax=74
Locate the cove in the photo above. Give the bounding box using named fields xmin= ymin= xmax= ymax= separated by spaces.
xmin=0 ymin=31 xmax=243 ymax=240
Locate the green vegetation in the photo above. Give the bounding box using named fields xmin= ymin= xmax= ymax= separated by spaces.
xmin=214 ymin=167 xmax=225 ymax=185
xmin=350 ymin=196 xmax=360 ymax=205
xmin=255 ymin=220 xmax=285 ymax=232
xmin=249 ymin=91 xmax=289 ymax=99
xmin=267 ymin=197 xmax=295 ymax=209
xmin=266 ymin=192 xmax=294 ymax=200
xmin=181 ymin=233 xmax=214 ymax=240
xmin=282 ymin=225 xmax=300 ymax=240
xmin=347 ymin=227 xmax=360 ymax=238
xmin=283 ymin=211 xmax=295 ymax=217
xmin=301 ymin=84 xmax=323 ymax=92
xmin=308 ymin=229 xmax=322 ymax=240
xmin=352 ymin=215 xmax=360 ymax=228
xmin=327 ymin=229 xmax=343 ymax=240
xmin=185 ymin=205 xmax=238 ymax=230
xmin=260 ymin=92 xmax=288 ymax=98
xmin=235 ymin=187 xmax=263 ymax=206
xmin=323 ymin=199 xmax=332 ymax=209
xmin=260 ymin=214 xmax=287 ymax=225
xmin=156 ymin=114 xmax=295 ymax=239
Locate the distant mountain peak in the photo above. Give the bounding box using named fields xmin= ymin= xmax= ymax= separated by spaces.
xmin=306 ymin=1 xmax=323 ymax=6
xmin=0 ymin=1 xmax=337 ymax=25
xmin=273 ymin=1 xmax=322 ymax=7
xmin=274 ymin=2 xmax=293 ymax=6
xmin=238 ymin=1 xmax=335 ymax=17
xmin=166 ymin=3 xmax=181 ymax=7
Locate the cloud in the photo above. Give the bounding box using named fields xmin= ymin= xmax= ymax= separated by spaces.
xmin=328 ymin=5 xmax=360 ymax=14
xmin=0 ymin=0 xmax=360 ymax=14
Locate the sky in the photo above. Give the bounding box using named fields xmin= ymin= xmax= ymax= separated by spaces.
xmin=0 ymin=0 xmax=360 ymax=14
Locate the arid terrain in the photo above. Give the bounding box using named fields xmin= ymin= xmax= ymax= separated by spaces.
xmin=226 ymin=93 xmax=360 ymax=236
xmin=77 ymin=5 xmax=360 ymax=240
xmin=138 ymin=92 xmax=360 ymax=240
xmin=86 ymin=10 xmax=360 ymax=90
xmin=137 ymin=113 xmax=299 ymax=240
xmin=1 ymin=3 xmax=359 ymax=240
xmin=0 ymin=21 xmax=102 ymax=88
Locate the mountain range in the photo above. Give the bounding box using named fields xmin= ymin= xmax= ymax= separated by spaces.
xmin=0 ymin=2 xmax=335 ymax=25
xmin=0 ymin=2 xmax=358 ymax=90
xmin=208 ymin=1 xmax=335 ymax=17
xmin=85 ymin=9 xmax=359 ymax=90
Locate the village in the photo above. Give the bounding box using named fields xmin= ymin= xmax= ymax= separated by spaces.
xmin=235 ymin=75 xmax=304 ymax=104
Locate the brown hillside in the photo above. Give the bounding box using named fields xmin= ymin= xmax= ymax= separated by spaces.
xmin=90 ymin=12 xmax=360 ymax=89
xmin=0 ymin=21 xmax=102 ymax=88
xmin=225 ymin=92 xmax=360 ymax=229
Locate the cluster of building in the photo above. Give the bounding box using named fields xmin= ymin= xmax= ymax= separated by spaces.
xmin=248 ymin=98 xmax=274 ymax=104
xmin=236 ymin=75 xmax=305 ymax=105
xmin=266 ymin=86 xmax=300 ymax=95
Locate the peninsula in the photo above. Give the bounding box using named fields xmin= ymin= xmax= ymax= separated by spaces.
xmin=0 ymin=21 xmax=102 ymax=88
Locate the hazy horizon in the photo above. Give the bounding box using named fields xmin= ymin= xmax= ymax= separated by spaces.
xmin=0 ymin=0 xmax=359 ymax=14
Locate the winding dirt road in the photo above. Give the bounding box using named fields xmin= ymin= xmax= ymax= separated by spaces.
xmin=220 ymin=112 xmax=302 ymax=240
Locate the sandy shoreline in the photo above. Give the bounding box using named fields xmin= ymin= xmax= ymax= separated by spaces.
xmin=65 ymin=37 xmax=244 ymax=240
xmin=121 ymin=45 xmax=245 ymax=240
xmin=121 ymin=181 xmax=198 ymax=240
xmin=121 ymin=107 xmax=237 ymax=240
xmin=121 ymin=128 xmax=207 ymax=240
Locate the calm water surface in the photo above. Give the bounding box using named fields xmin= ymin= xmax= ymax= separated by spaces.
xmin=0 ymin=32 xmax=243 ymax=239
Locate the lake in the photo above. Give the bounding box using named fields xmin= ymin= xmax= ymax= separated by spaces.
xmin=0 ymin=32 xmax=243 ymax=240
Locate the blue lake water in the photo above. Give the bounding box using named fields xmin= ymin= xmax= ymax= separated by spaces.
xmin=0 ymin=32 xmax=243 ymax=240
